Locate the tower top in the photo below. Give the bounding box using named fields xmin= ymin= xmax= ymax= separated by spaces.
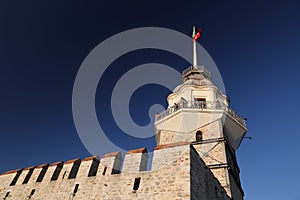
xmin=181 ymin=27 xmax=211 ymax=84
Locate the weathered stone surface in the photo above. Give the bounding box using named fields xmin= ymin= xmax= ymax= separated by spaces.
xmin=0 ymin=145 xmax=231 ymax=200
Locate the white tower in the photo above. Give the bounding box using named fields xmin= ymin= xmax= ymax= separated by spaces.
xmin=154 ymin=28 xmax=247 ymax=199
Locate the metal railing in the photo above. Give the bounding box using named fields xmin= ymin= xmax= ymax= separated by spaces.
xmin=155 ymin=100 xmax=246 ymax=126
xmin=226 ymin=106 xmax=246 ymax=126
xmin=182 ymin=66 xmax=203 ymax=76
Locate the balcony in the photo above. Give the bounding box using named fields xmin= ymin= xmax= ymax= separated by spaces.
xmin=155 ymin=100 xmax=246 ymax=127
xmin=182 ymin=66 xmax=202 ymax=77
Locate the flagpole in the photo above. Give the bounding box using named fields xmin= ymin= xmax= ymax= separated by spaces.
xmin=192 ymin=26 xmax=197 ymax=69
xmin=193 ymin=38 xmax=197 ymax=68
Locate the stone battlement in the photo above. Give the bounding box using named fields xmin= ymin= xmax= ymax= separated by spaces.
xmin=0 ymin=142 xmax=193 ymax=184
xmin=0 ymin=144 xmax=230 ymax=200
xmin=0 ymin=149 xmax=141 ymax=187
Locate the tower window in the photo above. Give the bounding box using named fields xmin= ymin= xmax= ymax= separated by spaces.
xmin=133 ymin=177 xmax=141 ymax=191
xmin=196 ymin=130 xmax=203 ymax=142
xmin=194 ymin=98 xmax=206 ymax=109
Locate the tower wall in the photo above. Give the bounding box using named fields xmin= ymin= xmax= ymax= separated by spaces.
xmin=190 ymin=146 xmax=229 ymax=200
xmin=190 ymin=120 xmax=232 ymax=196
xmin=224 ymin=140 xmax=244 ymax=199
xmin=156 ymin=111 xmax=224 ymax=146
xmin=156 ymin=103 xmax=245 ymax=199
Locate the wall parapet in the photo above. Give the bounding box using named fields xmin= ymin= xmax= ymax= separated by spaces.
xmin=0 ymin=144 xmax=233 ymax=200
xmin=0 ymin=144 xmax=188 ymax=186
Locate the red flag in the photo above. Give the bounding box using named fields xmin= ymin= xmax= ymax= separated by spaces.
xmin=193 ymin=28 xmax=202 ymax=41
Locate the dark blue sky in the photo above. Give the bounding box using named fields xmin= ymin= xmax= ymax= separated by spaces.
xmin=1 ymin=1 xmax=300 ymax=199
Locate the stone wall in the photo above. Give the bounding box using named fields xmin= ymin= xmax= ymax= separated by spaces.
xmin=0 ymin=145 xmax=230 ymax=200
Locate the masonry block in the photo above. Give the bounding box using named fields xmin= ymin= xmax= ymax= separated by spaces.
xmin=77 ymin=155 xmax=100 ymax=178
xmin=152 ymin=141 xmax=190 ymax=171
xmin=100 ymin=152 xmax=122 ymax=175
xmin=122 ymin=147 xmax=148 ymax=173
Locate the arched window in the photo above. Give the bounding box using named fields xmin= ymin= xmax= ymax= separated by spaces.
xmin=196 ymin=130 xmax=203 ymax=142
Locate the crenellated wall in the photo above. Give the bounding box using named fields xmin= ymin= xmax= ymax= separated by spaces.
xmin=0 ymin=144 xmax=230 ymax=200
